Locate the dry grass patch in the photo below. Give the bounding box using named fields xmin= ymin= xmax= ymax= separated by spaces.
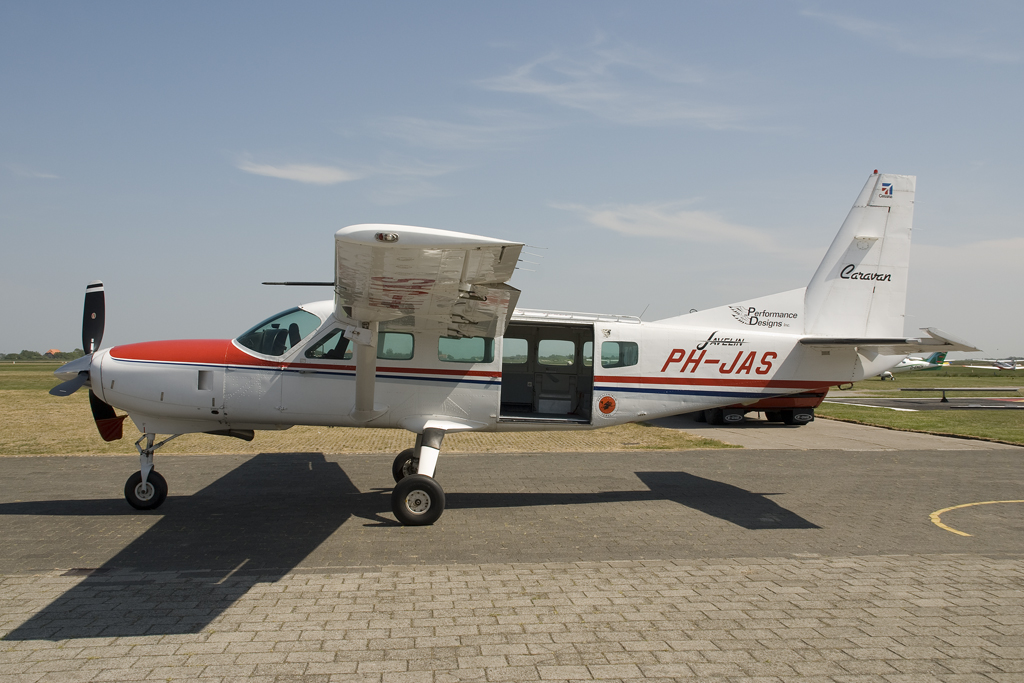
xmin=2 ymin=390 xmax=731 ymax=455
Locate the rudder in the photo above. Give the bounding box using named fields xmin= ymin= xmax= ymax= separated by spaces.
xmin=803 ymin=172 xmax=916 ymax=337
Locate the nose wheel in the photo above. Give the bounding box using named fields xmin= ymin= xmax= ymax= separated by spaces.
xmin=124 ymin=470 xmax=168 ymax=510
xmin=124 ymin=432 xmax=180 ymax=511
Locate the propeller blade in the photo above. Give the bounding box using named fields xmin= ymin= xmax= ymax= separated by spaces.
xmin=89 ymin=390 xmax=127 ymax=442
xmin=82 ymin=281 xmax=105 ymax=354
xmin=49 ymin=371 xmax=90 ymax=397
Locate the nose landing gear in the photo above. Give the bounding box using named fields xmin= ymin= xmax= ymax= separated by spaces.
xmin=124 ymin=433 xmax=181 ymax=510
xmin=124 ymin=470 xmax=168 ymax=510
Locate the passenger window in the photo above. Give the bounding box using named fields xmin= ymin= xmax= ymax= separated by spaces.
xmin=378 ymin=332 xmax=414 ymax=360
xmin=236 ymin=307 xmax=322 ymax=357
xmin=439 ymin=336 xmax=494 ymax=363
xmin=502 ymin=338 xmax=528 ymax=365
xmin=305 ymin=329 xmax=353 ymax=360
xmin=538 ymin=339 xmax=575 ymax=366
xmin=601 ymin=341 xmax=639 ymax=368
xmin=582 ymin=341 xmax=593 ymax=367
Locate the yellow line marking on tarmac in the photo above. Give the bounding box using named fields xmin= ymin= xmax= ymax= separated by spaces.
xmin=930 ymin=500 xmax=1024 ymax=537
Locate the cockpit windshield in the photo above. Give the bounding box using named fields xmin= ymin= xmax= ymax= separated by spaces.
xmin=235 ymin=307 xmax=322 ymax=357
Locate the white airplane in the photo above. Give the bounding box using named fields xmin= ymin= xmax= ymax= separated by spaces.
xmin=878 ymin=351 xmax=947 ymax=380
xmin=52 ymin=171 xmax=977 ymax=525
xmin=959 ymin=359 xmax=1022 ymax=371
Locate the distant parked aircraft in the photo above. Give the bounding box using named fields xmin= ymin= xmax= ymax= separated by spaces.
xmin=959 ymin=358 xmax=1023 ymax=371
xmin=878 ymin=351 xmax=947 ymax=380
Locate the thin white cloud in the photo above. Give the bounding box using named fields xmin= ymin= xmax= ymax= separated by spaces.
xmin=367 ymin=179 xmax=456 ymax=206
xmin=553 ymin=200 xmax=781 ymax=252
xmin=803 ymin=10 xmax=1021 ymax=63
xmin=9 ymin=165 xmax=59 ymax=179
xmin=374 ymin=110 xmax=544 ymax=150
xmin=479 ymin=39 xmax=745 ymax=128
xmin=373 ymin=155 xmax=459 ymax=178
xmin=236 ymin=161 xmax=362 ymax=185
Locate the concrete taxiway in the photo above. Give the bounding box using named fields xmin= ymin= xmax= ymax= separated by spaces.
xmin=1 ymin=428 xmax=1021 ymax=681
xmin=651 ymin=412 xmax=1021 ymax=450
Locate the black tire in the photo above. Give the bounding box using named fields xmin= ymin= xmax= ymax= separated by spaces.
xmin=783 ymin=409 xmax=814 ymax=426
xmin=124 ymin=470 xmax=168 ymax=510
xmin=392 ymin=448 xmax=417 ymax=482
xmin=705 ymin=408 xmax=725 ymax=425
xmin=391 ymin=474 xmax=445 ymax=526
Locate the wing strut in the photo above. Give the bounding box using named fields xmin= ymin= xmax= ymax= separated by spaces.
xmin=349 ymin=321 xmax=388 ymax=423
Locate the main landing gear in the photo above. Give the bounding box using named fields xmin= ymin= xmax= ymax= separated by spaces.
xmin=124 ymin=433 xmax=181 ymax=510
xmin=390 ymin=428 xmax=446 ymax=526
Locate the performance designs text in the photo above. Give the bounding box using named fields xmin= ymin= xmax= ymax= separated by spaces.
xmin=729 ymin=306 xmax=798 ymax=329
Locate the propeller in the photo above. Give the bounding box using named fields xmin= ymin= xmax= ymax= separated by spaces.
xmin=50 ymin=280 xmax=105 ymax=397
xmin=50 ymin=280 xmax=127 ymax=441
xmin=49 ymin=370 xmax=89 ymax=397
xmin=82 ymin=280 xmax=105 ymax=354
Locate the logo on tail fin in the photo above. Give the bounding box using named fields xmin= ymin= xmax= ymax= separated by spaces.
xmin=881 ymin=182 xmax=893 ymax=196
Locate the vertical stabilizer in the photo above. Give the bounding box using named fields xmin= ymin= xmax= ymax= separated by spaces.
xmin=803 ymin=172 xmax=915 ymax=337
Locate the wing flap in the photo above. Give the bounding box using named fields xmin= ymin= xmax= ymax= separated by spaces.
xmin=334 ymin=224 xmax=524 ymax=337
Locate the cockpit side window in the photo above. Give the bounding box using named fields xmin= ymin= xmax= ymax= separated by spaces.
xmin=305 ymin=328 xmax=353 ymax=360
xmin=236 ymin=307 xmax=322 ymax=357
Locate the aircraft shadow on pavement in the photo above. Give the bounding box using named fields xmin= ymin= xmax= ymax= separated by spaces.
xmin=447 ymin=471 xmax=819 ymax=531
xmin=2 ymin=456 xmax=816 ymax=641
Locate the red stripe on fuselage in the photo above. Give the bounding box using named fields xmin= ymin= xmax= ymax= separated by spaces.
xmin=594 ymin=375 xmax=843 ymax=389
xmin=109 ymin=340 xmax=501 ymax=378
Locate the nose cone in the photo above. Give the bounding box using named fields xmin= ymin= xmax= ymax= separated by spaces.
xmin=54 ymin=353 xmax=94 ymax=383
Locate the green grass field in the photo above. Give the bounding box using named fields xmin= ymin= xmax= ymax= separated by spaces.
xmin=820 ymin=365 xmax=1023 ymax=445
xmin=816 ymin=403 xmax=1024 ymax=445
xmin=840 ymin=365 xmax=1023 ymax=395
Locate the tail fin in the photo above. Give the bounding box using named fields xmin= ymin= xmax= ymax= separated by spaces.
xmin=803 ymin=172 xmax=915 ymax=337
xmin=925 ymin=351 xmax=947 ymax=365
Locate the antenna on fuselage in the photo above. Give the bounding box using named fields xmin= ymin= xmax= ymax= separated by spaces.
xmin=261 ymin=281 xmax=335 ymax=286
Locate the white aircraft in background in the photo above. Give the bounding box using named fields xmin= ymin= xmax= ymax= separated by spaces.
xmin=959 ymin=359 xmax=1022 ymax=371
xmin=878 ymin=351 xmax=948 ymax=380
xmin=51 ymin=171 xmax=977 ymax=525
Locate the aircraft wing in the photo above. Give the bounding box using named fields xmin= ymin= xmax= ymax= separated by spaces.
xmin=799 ymin=327 xmax=979 ymax=354
xmin=334 ymin=224 xmax=524 ymax=338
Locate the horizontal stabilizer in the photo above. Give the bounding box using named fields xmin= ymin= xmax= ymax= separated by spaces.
xmin=800 ymin=327 xmax=978 ymax=354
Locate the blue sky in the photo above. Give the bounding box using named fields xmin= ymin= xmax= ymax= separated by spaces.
xmin=2 ymin=1 xmax=1022 ymax=357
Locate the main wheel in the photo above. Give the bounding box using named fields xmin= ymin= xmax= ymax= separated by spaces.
xmin=124 ymin=470 xmax=168 ymax=510
xmin=705 ymin=408 xmax=725 ymax=425
xmin=391 ymin=474 xmax=445 ymax=526
xmin=783 ymin=409 xmax=814 ymax=426
xmin=392 ymin=448 xmax=417 ymax=482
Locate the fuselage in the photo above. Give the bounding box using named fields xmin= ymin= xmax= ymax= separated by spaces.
xmin=82 ymin=301 xmax=905 ymax=437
